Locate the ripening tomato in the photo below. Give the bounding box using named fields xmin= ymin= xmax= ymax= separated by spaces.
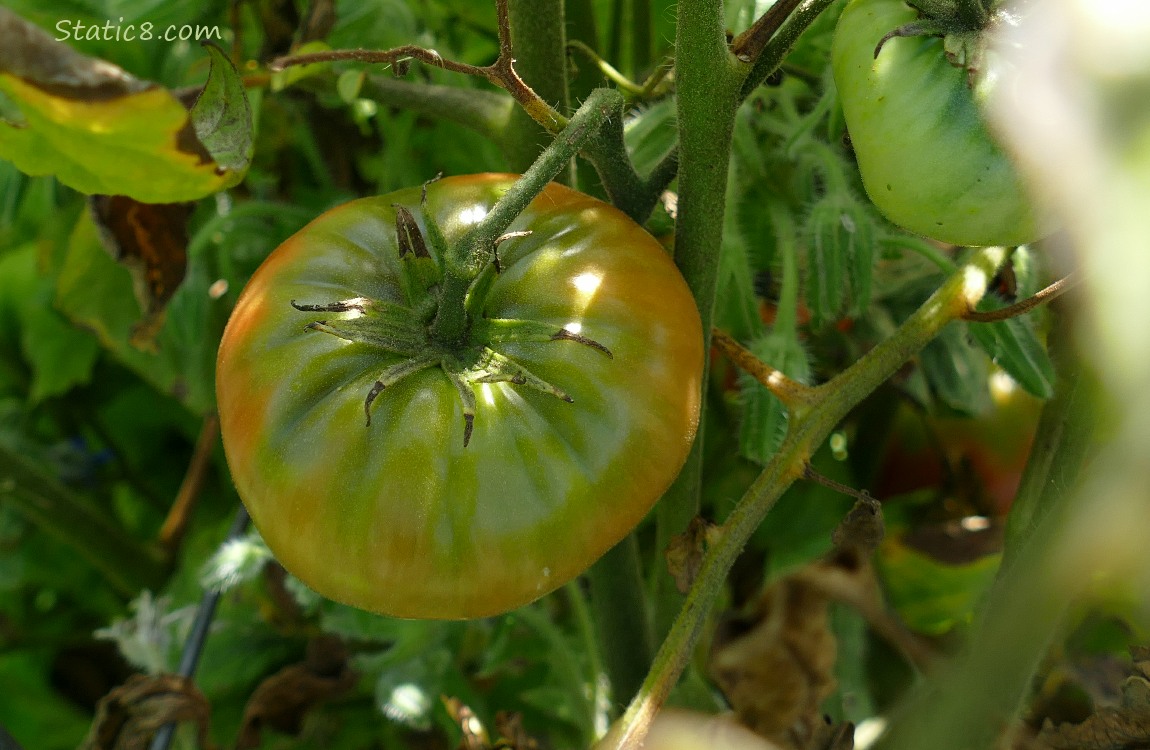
xmin=832 ymin=0 xmax=1049 ymax=247
xmin=216 ymin=174 xmax=703 ymax=619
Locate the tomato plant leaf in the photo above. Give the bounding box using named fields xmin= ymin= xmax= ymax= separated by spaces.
xmin=919 ymin=322 xmax=992 ymax=415
xmin=0 ymin=245 xmax=98 ymax=404
xmin=189 ymin=43 xmax=253 ymax=179
xmin=0 ymin=9 xmax=232 ymax=202
xmin=54 ymin=211 xmax=226 ymax=414
xmin=969 ymin=298 xmax=1056 ymax=399
xmin=90 ymin=195 xmax=193 ymax=351
xmin=738 ymin=329 xmax=812 ymax=464
xmin=875 ymin=535 xmax=1000 ymax=635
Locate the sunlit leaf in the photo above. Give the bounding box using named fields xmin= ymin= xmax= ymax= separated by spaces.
xmin=0 ymin=9 xmax=239 ymax=202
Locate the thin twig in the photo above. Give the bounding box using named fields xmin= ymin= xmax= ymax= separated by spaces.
xmin=711 ymin=327 xmax=817 ymax=408
xmin=730 ymin=0 xmax=804 ymax=62
xmin=158 ymin=413 xmax=220 ymax=556
xmin=269 ymin=0 xmax=568 ymax=134
xmin=963 ymin=273 xmax=1078 ymax=322
xmin=803 ymin=463 xmax=870 ymax=502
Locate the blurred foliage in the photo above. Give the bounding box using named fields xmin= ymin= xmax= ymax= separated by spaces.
xmin=0 ymin=0 xmax=1140 ymax=749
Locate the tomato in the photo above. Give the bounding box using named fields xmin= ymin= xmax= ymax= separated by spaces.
xmin=831 ymin=0 xmax=1047 ymax=247
xmin=216 ymin=174 xmax=703 ymax=619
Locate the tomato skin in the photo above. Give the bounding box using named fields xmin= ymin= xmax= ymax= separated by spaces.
xmin=832 ymin=0 xmax=1045 ymax=247
xmin=216 ymin=174 xmax=703 ymax=619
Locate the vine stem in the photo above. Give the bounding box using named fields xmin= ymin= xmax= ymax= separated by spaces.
xmin=606 ymin=246 xmax=1007 ymax=750
xmin=270 ymin=0 xmax=567 ymax=135
xmin=428 ymin=87 xmax=622 ymax=345
xmin=962 ymin=272 xmax=1078 ymax=322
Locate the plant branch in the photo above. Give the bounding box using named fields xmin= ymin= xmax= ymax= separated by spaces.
xmin=962 ymin=272 xmax=1078 ymax=322
xmin=650 ymin=0 xmax=751 ymax=639
xmin=740 ymin=0 xmax=840 ymax=100
xmin=730 ymin=0 xmax=804 ymax=62
xmin=158 ymin=413 xmax=219 ymax=556
xmin=359 ymin=76 xmax=514 ymax=145
xmin=607 ymin=246 xmax=1007 ymax=750
xmin=711 ymin=327 xmax=817 ymax=409
xmin=429 ymin=88 xmax=623 ymax=344
xmin=270 ymin=0 xmax=568 ymax=135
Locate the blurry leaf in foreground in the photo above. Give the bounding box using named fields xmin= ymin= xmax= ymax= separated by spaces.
xmin=1030 ymin=646 xmax=1150 ymax=750
xmin=89 ymin=195 xmax=192 ymax=352
xmin=0 ymin=9 xmax=237 ymax=202
xmin=80 ymin=674 xmax=211 ymax=750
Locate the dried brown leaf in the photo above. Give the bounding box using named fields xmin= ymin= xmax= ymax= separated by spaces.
xmin=234 ymin=635 xmax=357 ymax=749
xmin=1035 ymin=648 xmax=1150 ymax=750
xmin=81 ymin=674 xmax=212 ymax=750
xmin=666 ymin=517 xmax=721 ymax=594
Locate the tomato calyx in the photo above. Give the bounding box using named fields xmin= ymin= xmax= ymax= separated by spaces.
xmin=291 ymin=199 xmax=613 ymax=447
xmin=875 ymin=0 xmax=1011 ymax=89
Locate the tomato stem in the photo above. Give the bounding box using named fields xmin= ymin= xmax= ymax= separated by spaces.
xmin=609 ymin=246 xmax=1008 ymax=750
xmin=427 ymin=87 xmax=623 ymax=348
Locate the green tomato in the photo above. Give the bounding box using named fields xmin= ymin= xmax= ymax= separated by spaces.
xmin=216 ymin=174 xmax=703 ymax=619
xmin=832 ymin=0 xmax=1046 ymax=247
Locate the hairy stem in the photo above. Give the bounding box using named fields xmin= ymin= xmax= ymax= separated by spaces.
xmin=587 ymin=535 xmax=655 ymax=711
xmin=504 ymin=0 xmax=572 ymax=177
xmin=652 ymin=0 xmax=749 ymax=637
xmin=429 ymin=88 xmax=623 ymax=345
xmin=609 ymin=247 xmax=1006 ymax=750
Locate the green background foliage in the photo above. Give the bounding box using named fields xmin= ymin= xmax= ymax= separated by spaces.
xmin=0 ymin=1 xmax=1145 ymax=749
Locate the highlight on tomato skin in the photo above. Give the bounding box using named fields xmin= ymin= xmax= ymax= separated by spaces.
xmin=215 ymin=174 xmax=705 ymax=620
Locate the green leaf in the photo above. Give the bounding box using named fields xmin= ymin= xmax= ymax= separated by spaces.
xmin=53 ymin=210 xmax=227 ymax=413
xmin=876 ymin=535 xmax=1001 ymax=635
xmin=805 ymin=197 xmax=848 ymax=327
xmin=738 ymin=329 xmax=812 ymax=464
xmin=0 ymin=651 xmax=90 ymax=750
xmin=0 ymin=8 xmax=231 ymax=202
xmin=0 ymin=244 xmax=98 ymax=403
xmin=919 ymin=322 xmax=992 ymax=415
xmin=969 ymin=299 xmax=1056 ymax=399
xmin=804 ymin=195 xmax=878 ymax=327
xmin=189 ymin=43 xmax=253 ymax=179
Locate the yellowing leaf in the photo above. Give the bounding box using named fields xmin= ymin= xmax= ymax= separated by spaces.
xmin=0 ymin=9 xmax=246 ymax=202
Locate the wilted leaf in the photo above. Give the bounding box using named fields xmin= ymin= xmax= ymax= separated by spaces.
xmin=1032 ymin=647 xmax=1150 ymax=750
xmin=235 ymin=635 xmax=357 ymax=749
xmin=708 ymin=572 xmax=838 ymax=748
xmin=0 ymin=9 xmax=241 ymax=202
xmin=831 ymin=495 xmax=884 ymax=555
xmin=90 ymin=196 xmax=192 ymax=351
xmin=444 ymin=697 xmax=491 ymax=750
xmin=666 ymin=517 xmax=721 ymax=594
xmin=80 ymin=674 xmax=211 ymax=750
